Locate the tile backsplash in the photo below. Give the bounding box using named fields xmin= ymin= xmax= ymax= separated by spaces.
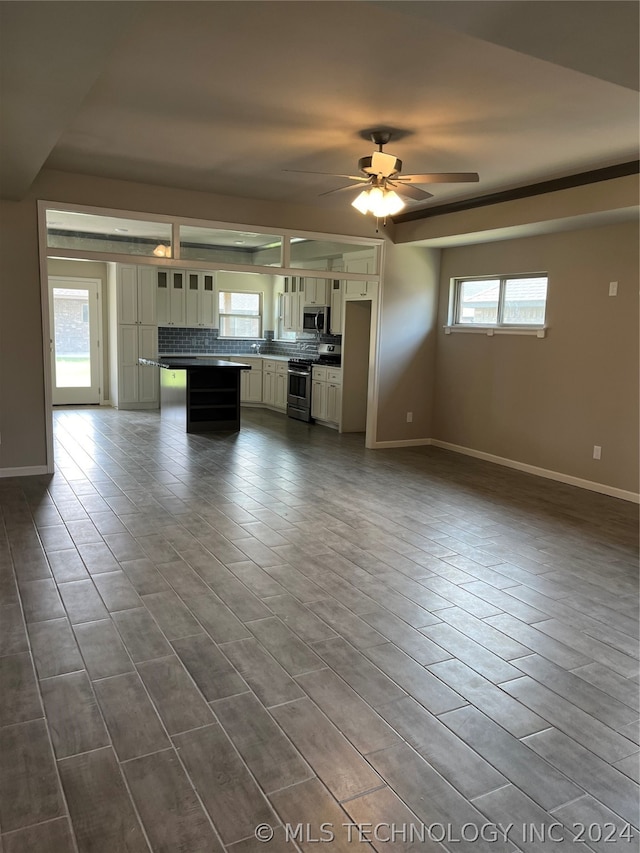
xmin=157 ymin=327 xmax=340 ymax=358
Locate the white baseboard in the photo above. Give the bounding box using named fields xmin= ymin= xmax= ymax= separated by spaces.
xmin=0 ymin=465 xmax=49 ymax=479
xmin=372 ymin=438 xmax=432 ymax=449
xmin=431 ymin=439 xmax=639 ymax=504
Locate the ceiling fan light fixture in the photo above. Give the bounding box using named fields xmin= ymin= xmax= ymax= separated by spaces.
xmin=351 ymin=190 xmax=372 ymax=215
xmin=153 ymin=244 xmax=172 ymax=258
xmin=381 ymin=190 xmax=405 ymax=216
xmin=351 ymin=187 xmax=405 ymax=218
xmin=367 ymin=186 xmax=385 ymax=216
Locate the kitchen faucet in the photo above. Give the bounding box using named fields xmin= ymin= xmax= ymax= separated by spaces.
xmin=251 ymin=343 xmax=261 ymax=354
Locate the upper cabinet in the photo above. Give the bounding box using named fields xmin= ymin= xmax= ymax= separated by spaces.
xmin=118 ymin=265 xmax=156 ymax=325
xmin=157 ymin=268 xmax=217 ymax=328
xmin=329 ymin=280 xmax=342 ymax=335
xmin=186 ymin=271 xmax=216 ymax=327
xmin=157 ymin=269 xmax=186 ymax=326
xmin=343 ymin=250 xmax=376 ymax=298
xmin=283 ymin=276 xmax=303 ymax=332
xmin=302 ymin=278 xmax=329 ymax=306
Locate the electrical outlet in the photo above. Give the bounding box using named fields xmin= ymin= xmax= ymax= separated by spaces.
xmin=406 ymin=412 xmax=413 ymax=423
xmin=593 ymin=445 xmax=602 ymax=460
xmin=609 ymin=281 xmax=618 ymax=296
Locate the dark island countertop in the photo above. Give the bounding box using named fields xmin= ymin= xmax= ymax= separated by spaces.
xmin=139 ymin=357 xmax=251 ymax=370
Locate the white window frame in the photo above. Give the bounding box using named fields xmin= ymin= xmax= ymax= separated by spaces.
xmin=218 ymin=290 xmax=263 ymax=339
xmin=446 ymin=272 xmax=548 ymax=337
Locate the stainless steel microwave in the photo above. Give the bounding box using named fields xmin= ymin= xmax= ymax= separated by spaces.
xmin=302 ymin=305 xmax=330 ymax=333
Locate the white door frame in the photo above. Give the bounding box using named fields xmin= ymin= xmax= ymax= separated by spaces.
xmin=48 ymin=276 xmax=103 ymax=406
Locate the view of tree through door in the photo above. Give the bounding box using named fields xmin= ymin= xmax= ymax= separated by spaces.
xmin=49 ymin=277 xmax=101 ymax=405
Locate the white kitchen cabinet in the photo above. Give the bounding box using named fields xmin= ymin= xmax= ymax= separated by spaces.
xmin=157 ymin=269 xmax=186 ymax=326
xmin=283 ymin=277 xmax=303 ymax=332
xmin=311 ymin=365 xmax=341 ymax=426
xmin=329 ymin=279 xmax=343 ymax=335
xmin=231 ymin=356 xmax=262 ymax=403
xmin=343 ymin=249 xmax=376 ymax=297
xmin=118 ymin=325 xmax=158 ymax=405
xmin=344 ymin=279 xmax=374 ymax=297
xmin=185 ymin=271 xmax=216 ymax=327
xmin=262 ymin=367 xmax=275 ymax=408
xmin=326 ymin=372 xmax=342 ymax=424
xmin=117 ymin=264 xmax=156 ymax=325
xmin=311 ymin=378 xmax=326 ymax=421
xmin=274 ymin=363 xmax=288 ymax=410
xmin=303 ymin=278 xmax=329 ymax=306
xmin=242 ymin=368 xmax=263 ymax=403
xmin=262 ymin=360 xmax=288 ymax=411
xmin=108 ymin=264 xmax=158 ymax=409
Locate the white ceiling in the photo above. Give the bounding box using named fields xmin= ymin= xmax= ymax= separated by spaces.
xmin=1 ymin=1 xmax=638 ymax=215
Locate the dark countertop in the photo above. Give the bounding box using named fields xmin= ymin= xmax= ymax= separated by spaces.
xmin=139 ymin=357 xmax=251 ymax=370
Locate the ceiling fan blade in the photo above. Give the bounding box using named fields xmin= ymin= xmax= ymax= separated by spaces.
xmin=283 ymin=169 xmax=368 ymax=181
xmin=388 ymin=182 xmax=433 ymax=200
xmin=319 ymin=181 xmax=372 ymax=197
xmin=396 ymin=172 xmax=480 ymax=184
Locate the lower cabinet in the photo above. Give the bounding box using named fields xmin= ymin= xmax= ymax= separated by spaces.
xmin=239 ymin=358 xmax=263 ymax=403
xmin=114 ymin=324 xmax=158 ymax=409
xmin=262 ymin=360 xmax=288 ymax=411
xmin=311 ymin=366 xmax=341 ymax=427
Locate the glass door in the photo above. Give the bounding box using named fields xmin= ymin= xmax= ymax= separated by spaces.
xmin=48 ymin=278 xmax=101 ymax=405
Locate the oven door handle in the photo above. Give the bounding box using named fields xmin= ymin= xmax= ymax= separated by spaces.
xmin=288 ymin=368 xmax=311 ymax=376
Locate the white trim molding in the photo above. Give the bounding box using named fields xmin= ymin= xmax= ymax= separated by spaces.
xmin=0 ymin=465 xmax=50 ymax=479
xmin=444 ymin=326 xmax=546 ymax=337
xmin=372 ymin=438 xmax=432 ymax=449
xmin=431 ymin=439 xmax=639 ymax=504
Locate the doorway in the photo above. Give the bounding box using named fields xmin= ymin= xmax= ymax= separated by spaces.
xmin=48 ymin=277 xmax=102 ymax=405
xmin=341 ymin=299 xmax=372 ymax=434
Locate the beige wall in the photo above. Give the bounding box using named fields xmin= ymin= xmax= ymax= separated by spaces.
xmin=376 ymin=240 xmax=440 ymax=443
xmin=433 ymin=220 xmax=639 ymax=493
xmin=0 ymin=197 xmax=47 ymax=469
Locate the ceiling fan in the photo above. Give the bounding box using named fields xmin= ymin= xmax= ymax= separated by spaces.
xmin=286 ymin=131 xmax=479 ymax=219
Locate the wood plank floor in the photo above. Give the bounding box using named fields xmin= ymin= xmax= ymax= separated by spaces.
xmin=1 ymin=406 xmax=638 ymax=852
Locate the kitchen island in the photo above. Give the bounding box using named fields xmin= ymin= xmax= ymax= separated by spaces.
xmin=140 ymin=357 xmax=251 ymax=432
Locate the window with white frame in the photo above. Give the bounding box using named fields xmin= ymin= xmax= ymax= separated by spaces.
xmin=452 ymin=274 xmax=548 ymax=327
xmin=218 ymin=291 xmax=262 ymax=338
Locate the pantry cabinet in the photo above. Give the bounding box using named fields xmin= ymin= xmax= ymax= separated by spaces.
xmin=118 ymin=324 xmax=158 ymax=405
xmin=117 ymin=264 xmax=156 ymax=325
xmin=108 ymin=264 xmax=158 ymax=409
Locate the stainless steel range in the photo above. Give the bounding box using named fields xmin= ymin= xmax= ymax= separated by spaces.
xmin=287 ymin=344 xmax=341 ymax=422
xmin=287 ymin=357 xmax=314 ymax=422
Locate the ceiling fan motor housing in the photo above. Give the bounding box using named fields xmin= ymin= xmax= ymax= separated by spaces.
xmin=359 ymin=154 xmax=402 ymax=178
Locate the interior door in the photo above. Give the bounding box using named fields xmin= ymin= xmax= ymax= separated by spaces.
xmin=49 ymin=277 xmax=101 ymax=405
